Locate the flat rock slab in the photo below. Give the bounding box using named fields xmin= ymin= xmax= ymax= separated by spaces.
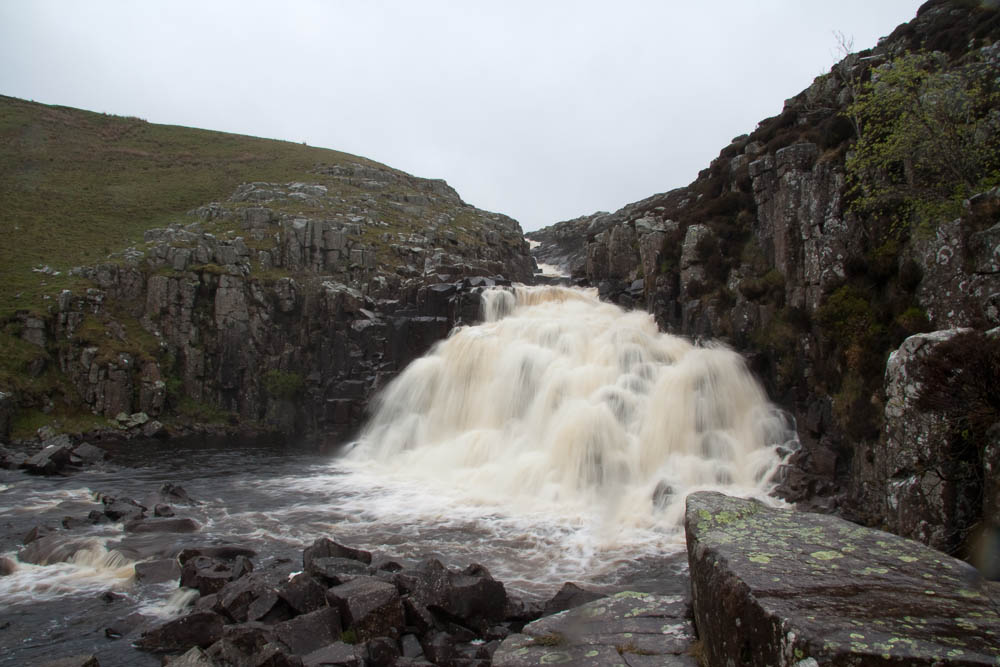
xmin=685 ymin=491 xmax=1000 ymax=666
xmin=492 ymin=591 xmax=698 ymax=666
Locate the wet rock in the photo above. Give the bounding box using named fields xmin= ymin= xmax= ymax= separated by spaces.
xmin=71 ymin=442 xmax=107 ymax=464
xmin=303 ymin=537 xmax=372 ymax=568
xmin=23 ymin=524 xmax=57 ymax=544
xmin=305 ymin=556 xmax=373 ymax=585
xmin=136 ymin=610 xmax=225 ymax=651
xmin=164 ymin=647 xmax=216 ymax=667
xmin=251 ymin=643 xmax=304 ymax=667
xmin=360 ymin=636 xmax=400 ymax=666
xmin=685 ymin=491 xmax=1000 ymax=666
xmin=101 ymin=495 xmax=146 ymax=522
xmin=154 ymin=503 xmax=175 ymax=517
xmin=37 ymin=656 xmax=101 ymax=667
xmin=133 ymin=558 xmax=181 ymax=585
xmin=0 ymin=444 xmax=27 ymax=469
xmin=493 ymin=590 xmax=696 ymax=667
xmin=273 ymin=607 xmax=343 ymax=656
xmin=326 ymin=575 xmax=405 ymax=641
xmin=541 ymin=581 xmax=606 ymax=616
xmin=301 ymin=642 xmax=360 ymax=667
xmin=393 ymin=559 xmax=507 ymax=633
xmin=125 ymin=517 xmax=200 ymax=533
xmin=206 ymin=621 xmax=275 ymax=663
xmin=0 ymin=555 xmax=16 ymax=576
xmin=22 ymin=440 xmax=74 ymax=475
xmin=278 ymin=572 xmax=329 ymax=615
xmin=158 ymin=482 xmax=196 ymax=505
xmin=181 ymin=554 xmax=253 ymax=596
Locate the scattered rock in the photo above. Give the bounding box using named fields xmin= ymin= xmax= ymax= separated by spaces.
xmin=685 ymin=491 xmax=1000 ymax=666
xmin=326 ymin=575 xmax=405 ymax=642
xmin=541 ymin=581 xmax=606 ymax=616
xmin=124 ymin=517 xmax=200 ymax=533
xmin=22 ymin=439 xmax=75 ymax=475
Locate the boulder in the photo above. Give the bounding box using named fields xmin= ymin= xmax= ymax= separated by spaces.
xmin=133 ymin=558 xmax=182 ymax=585
xmin=278 ymin=572 xmax=329 ymax=615
xmin=101 ymin=495 xmax=146 ymax=522
xmin=303 ymin=537 xmax=372 ymax=569
xmin=541 ymin=581 xmax=606 ymax=616
xmin=685 ymin=491 xmax=1000 ymax=666
xmin=180 ymin=554 xmax=253 ymax=596
xmin=124 ymin=517 xmax=200 ymax=533
xmin=305 ymin=556 xmax=372 ymax=584
xmin=273 ymin=607 xmax=343 ymax=656
xmin=136 ymin=610 xmax=225 ymax=651
xmin=301 ymin=642 xmax=360 ymax=667
xmin=493 ymin=591 xmax=696 ymax=667
xmin=37 ymin=656 xmax=100 ymax=667
xmin=71 ymin=442 xmax=107 ymax=464
xmin=22 ymin=440 xmax=74 ymax=475
xmin=393 ymin=559 xmax=507 ymax=633
xmin=326 ymin=575 xmax=405 ymax=641
xmin=164 ymin=647 xmax=216 ymax=667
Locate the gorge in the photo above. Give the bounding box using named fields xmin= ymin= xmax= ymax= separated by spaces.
xmin=3 ymin=0 xmax=1000 ymax=665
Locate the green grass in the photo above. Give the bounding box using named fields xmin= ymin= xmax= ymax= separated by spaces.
xmin=0 ymin=94 xmax=393 ymax=319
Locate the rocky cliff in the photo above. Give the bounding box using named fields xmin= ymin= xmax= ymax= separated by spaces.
xmin=1 ymin=123 xmax=536 ymax=445
xmin=531 ymin=0 xmax=1000 ymax=567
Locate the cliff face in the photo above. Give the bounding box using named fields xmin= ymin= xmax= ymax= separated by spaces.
xmin=5 ymin=162 xmax=534 ymax=446
xmin=532 ymin=0 xmax=1000 ymax=559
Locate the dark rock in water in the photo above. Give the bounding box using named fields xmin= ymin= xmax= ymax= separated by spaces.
xmin=216 ymin=575 xmax=271 ymax=622
xmin=154 ymin=503 xmax=175 ymax=517
xmin=136 ymin=610 xmax=224 ymax=651
xmin=181 ymin=554 xmax=253 ymax=596
xmin=493 ymin=591 xmax=696 ymax=667
xmin=178 ymin=545 xmax=257 ymax=563
xmin=22 ymin=440 xmax=74 ymax=475
xmin=206 ymin=621 xmax=275 ymax=664
xmin=71 ymin=442 xmax=107 ymax=464
xmin=0 ymin=445 xmax=28 ymax=469
xmin=0 ymin=556 xmax=16 ymax=576
xmin=247 ymin=589 xmax=295 ymax=625
xmin=23 ymin=524 xmax=57 ymax=544
xmin=101 ymin=495 xmax=146 ymax=522
xmin=542 ymin=581 xmax=606 ymax=616
xmin=273 ymin=606 xmax=343 ymax=656
xmin=326 ymin=575 xmax=405 ymax=642
xmin=36 ymin=655 xmax=100 ymax=667
xmin=685 ymin=491 xmax=1000 ymax=666
xmin=124 ymin=517 xmax=200 ymax=533
xmin=303 ymin=537 xmax=372 ymax=568
xmin=104 ymin=612 xmax=147 ymax=640
xmin=133 ymin=558 xmax=181 ymax=585
xmin=301 ymin=642 xmax=360 ymax=667
xmin=158 ymin=482 xmax=196 ymax=505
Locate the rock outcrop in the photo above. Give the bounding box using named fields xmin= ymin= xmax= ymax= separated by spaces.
xmin=7 ymin=166 xmax=535 ymax=446
xmin=686 ymin=491 xmax=1000 ymax=666
xmin=530 ymin=1 xmax=1000 ymax=557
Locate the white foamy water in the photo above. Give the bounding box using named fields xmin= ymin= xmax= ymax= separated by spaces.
xmin=339 ymin=285 xmax=796 ymax=581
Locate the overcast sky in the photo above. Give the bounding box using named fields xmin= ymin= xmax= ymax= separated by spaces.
xmin=1 ymin=1 xmax=925 ymax=231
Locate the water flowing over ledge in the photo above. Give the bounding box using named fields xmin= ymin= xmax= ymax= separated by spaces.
xmin=344 ymin=285 xmax=797 ymax=562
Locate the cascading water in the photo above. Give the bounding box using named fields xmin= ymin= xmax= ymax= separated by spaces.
xmin=343 ymin=284 xmax=796 ymax=571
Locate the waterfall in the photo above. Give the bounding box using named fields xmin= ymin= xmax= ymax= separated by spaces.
xmin=347 ymin=285 xmax=796 ymax=538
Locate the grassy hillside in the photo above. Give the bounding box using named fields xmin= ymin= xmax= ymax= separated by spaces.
xmin=0 ymin=94 xmax=390 ymax=318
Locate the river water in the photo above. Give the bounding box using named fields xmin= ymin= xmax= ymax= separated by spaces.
xmin=0 ymin=285 xmax=796 ymax=665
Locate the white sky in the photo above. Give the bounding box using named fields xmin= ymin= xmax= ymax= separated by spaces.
xmin=0 ymin=1 xmax=925 ymax=231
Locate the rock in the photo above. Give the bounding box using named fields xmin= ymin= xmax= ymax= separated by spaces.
xmin=273 ymin=607 xmax=343 ymax=656
xmin=158 ymin=482 xmax=196 ymax=505
xmin=101 ymin=495 xmax=146 ymax=522
xmin=133 ymin=558 xmax=181 ymax=584
xmin=0 ymin=555 xmax=16 ymax=576
xmin=305 ymin=556 xmax=372 ymax=584
xmin=301 ymin=642 xmax=360 ymax=667
xmin=164 ymin=647 xmax=216 ymax=667
xmin=541 ymin=581 xmax=606 ymax=616
xmin=493 ymin=590 xmax=695 ymax=667
xmin=154 ymin=503 xmax=175 ymax=517
xmin=124 ymin=517 xmax=200 ymax=533
xmin=22 ymin=440 xmax=74 ymax=475
xmin=278 ymin=572 xmax=329 ymax=615
xmin=70 ymin=442 xmax=106 ymax=464
xmin=136 ymin=611 xmax=225 ymax=651
xmin=37 ymin=656 xmax=101 ymax=667
xmin=181 ymin=554 xmax=253 ymax=596
xmin=685 ymin=491 xmax=1000 ymax=666
xmin=360 ymin=636 xmax=400 ymax=666
xmin=0 ymin=444 xmax=27 ymax=469
xmin=326 ymin=575 xmax=405 ymax=641
xmin=303 ymin=537 xmax=372 ymax=568
xmin=393 ymin=559 xmax=507 ymax=633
